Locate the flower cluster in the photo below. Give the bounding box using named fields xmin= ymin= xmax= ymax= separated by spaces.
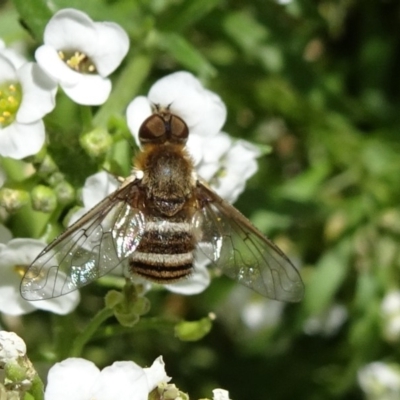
xmin=0 ymin=9 xmax=129 ymax=160
xmin=45 ymin=355 xmax=232 ymax=400
xmin=358 ymin=361 xmax=400 ymax=399
xmin=35 ymin=9 xmax=129 ymax=105
xmin=0 ymin=331 xmax=231 ymax=400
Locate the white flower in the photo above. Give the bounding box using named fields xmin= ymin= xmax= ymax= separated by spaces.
xmin=358 ymin=362 xmax=400 ymax=400
xmin=126 ymin=72 xmax=260 ymax=202
xmin=381 ymin=291 xmax=400 ymax=342
xmin=303 ymin=304 xmax=348 ymax=337
xmin=127 ymin=71 xmax=227 ymax=145
xmin=0 ymin=331 xmax=26 ymax=367
xmin=0 ymin=238 xmax=80 ymax=315
xmin=45 ymin=356 xmax=170 ymax=400
xmin=0 ymin=55 xmax=57 ymax=159
xmin=68 ymin=170 xmax=119 ymax=225
xmin=35 ymin=8 xmax=129 ymax=105
xmin=69 ymin=171 xmax=210 ymax=295
xmin=196 ymin=132 xmax=260 ymax=202
xmin=213 ymin=389 xmax=232 ymax=400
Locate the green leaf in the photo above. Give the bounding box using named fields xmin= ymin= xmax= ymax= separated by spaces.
xmin=301 ymin=238 xmax=351 ymax=316
xmin=223 ymin=11 xmax=269 ymax=54
xmin=160 ymin=0 xmax=222 ymax=31
xmin=11 ymin=0 xmax=52 ymax=40
xmin=278 ymin=161 xmax=331 ymax=202
xmin=159 ymin=32 xmax=216 ymax=79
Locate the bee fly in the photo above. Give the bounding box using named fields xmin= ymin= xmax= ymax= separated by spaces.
xmin=20 ymin=106 xmax=304 ymax=302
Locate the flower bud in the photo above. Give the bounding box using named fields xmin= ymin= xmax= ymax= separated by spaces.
xmin=36 ymin=154 xmax=58 ymax=176
xmin=0 ymin=188 xmax=29 ymax=212
xmin=174 ymin=314 xmax=214 ymax=341
xmin=0 ymin=331 xmax=44 ymax=400
xmin=80 ymin=127 xmax=113 ymax=157
xmin=54 ymin=181 xmax=75 ymax=205
xmin=31 ymin=185 xmax=57 ymax=213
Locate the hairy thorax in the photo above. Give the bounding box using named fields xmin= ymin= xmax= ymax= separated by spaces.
xmin=135 ymin=144 xmax=195 ymax=216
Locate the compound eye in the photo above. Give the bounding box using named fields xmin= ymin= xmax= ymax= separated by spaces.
xmin=170 ymin=115 xmax=189 ymax=142
xmin=139 ymin=115 xmax=166 ymax=143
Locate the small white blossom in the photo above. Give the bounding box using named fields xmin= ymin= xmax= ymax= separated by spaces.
xmin=303 ymin=304 xmax=348 ymax=336
xmin=127 ymin=71 xmax=227 ymax=145
xmin=358 ymin=362 xmax=400 ymax=400
xmin=126 ymin=72 xmax=260 ymax=202
xmin=69 ymin=171 xmax=210 ymax=295
xmin=213 ymin=389 xmax=232 ymax=400
xmin=197 ymin=133 xmax=260 ymax=202
xmin=35 ymin=8 xmax=129 ymax=105
xmin=0 ymin=238 xmax=80 ymax=315
xmin=45 ymin=356 xmax=170 ymax=400
xmin=381 ymin=291 xmax=400 ymax=342
xmin=0 ymin=55 xmax=57 ymax=159
xmin=0 ymin=331 xmax=26 ymax=367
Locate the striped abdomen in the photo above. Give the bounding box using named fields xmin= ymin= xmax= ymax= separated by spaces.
xmin=129 ymin=218 xmax=195 ymax=282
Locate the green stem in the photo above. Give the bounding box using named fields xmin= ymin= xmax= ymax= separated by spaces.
xmin=70 ymin=307 xmax=114 ymax=357
xmin=80 ymin=106 xmax=94 ymax=133
xmin=93 ymin=53 xmax=152 ymax=127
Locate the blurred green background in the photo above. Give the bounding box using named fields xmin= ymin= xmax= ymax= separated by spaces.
xmin=1 ymin=0 xmax=400 ymax=399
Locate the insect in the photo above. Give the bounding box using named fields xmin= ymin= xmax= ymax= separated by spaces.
xmin=20 ymin=106 xmax=304 ymax=302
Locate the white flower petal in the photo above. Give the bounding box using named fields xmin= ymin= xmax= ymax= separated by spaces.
xmin=126 ymin=96 xmax=152 ymax=145
xmin=211 ymin=138 xmax=260 ymax=202
xmin=382 ymin=291 xmax=400 ymax=315
xmin=35 ymin=45 xmax=81 ymax=86
xmin=16 ymin=63 xmax=57 ymax=123
xmin=0 ymin=241 xmax=38 ymax=315
xmin=0 ymin=239 xmax=79 ymax=315
xmin=92 ymin=22 xmax=129 ymax=77
xmin=45 ymin=358 xmax=100 ymax=400
xmin=0 ymin=120 xmax=45 ymax=159
xmin=358 ymin=362 xmax=400 ymax=396
xmin=0 ymin=239 xmax=44 ymax=268
xmin=0 ymin=283 xmax=36 ymax=315
xmin=201 ymin=133 xmax=231 ymax=164
xmin=92 ymin=361 xmax=148 ymax=400
xmin=148 ymin=71 xmax=226 ymax=137
xmin=143 ymin=356 xmax=171 ymax=390
xmin=35 ymin=286 xmax=80 ymax=315
xmin=62 ymin=74 xmax=111 ymax=105
xmin=0 ymin=54 xmax=17 ymax=82
xmin=43 ymin=9 xmax=98 ymax=54
xmin=83 ymin=171 xmax=118 ymax=208
xmin=68 ymin=171 xmax=118 ymax=226
xmin=0 ymin=40 xmax=27 ymax=69
xmin=213 ymin=389 xmax=232 ymax=400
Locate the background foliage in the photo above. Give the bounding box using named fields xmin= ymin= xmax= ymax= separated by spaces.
xmin=1 ymin=0 xmax=400 ymax=399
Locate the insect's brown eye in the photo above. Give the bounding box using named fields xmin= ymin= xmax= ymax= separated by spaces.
xmin=139 ymin=115 xmax=166 ymax=143
xmin=169 ymin=115 xmax=189 ymax=143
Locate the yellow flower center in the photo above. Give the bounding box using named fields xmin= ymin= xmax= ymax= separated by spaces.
xmin=58 ymin=50 xmax=97 ymax=74
xmin=14 ymin=264 xmax=28 ymax=278
xmin=0 ymin=82 xmax=22 ymax=128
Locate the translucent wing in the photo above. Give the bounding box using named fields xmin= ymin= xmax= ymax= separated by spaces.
xmin=194 ymin=182 xmax=304 ymax=302
xmin=20 ymin=181 xmax=145 ymax=300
